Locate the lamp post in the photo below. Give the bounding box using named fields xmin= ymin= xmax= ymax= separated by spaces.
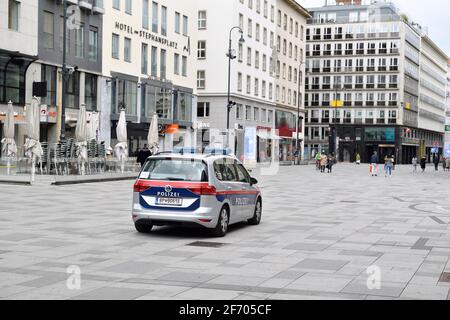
xmin=226 ymin=26 xmax=245 ymax=149
xmin=295 ymin=62 xmax=307 ymax=165
xmin=60 ymin=0 xmax=68 ymax=142
xmin=330 ymin=83 xmax=343 ymax=158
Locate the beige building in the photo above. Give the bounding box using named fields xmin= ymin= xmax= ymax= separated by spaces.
xmin=101 ymin=0 xmax=197 ymax=152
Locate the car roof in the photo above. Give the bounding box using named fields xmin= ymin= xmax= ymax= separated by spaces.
xmin=149 ymin=153 xmax=237 ymax=163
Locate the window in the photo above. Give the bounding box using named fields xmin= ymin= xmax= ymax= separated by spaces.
xmin=113 ymin=0 xmax=120 ymax=9
xmin=246 ymin=76 xmax=251 ymax=94
xmin=88 ymin=28 xmax=98 ymax=61
xmin=141 ymin=43 xmax=148 ymax=74
xmin=236 ymin=104 xmax=243 ymax=119
xmin=238 ymin=43 xmax=243 ymax=62
xmin=125 ymin=0 xmax=132 ymax=14
xmin=254 ymin=78 xmax=259 ymax=96
xmin=247 ymin=47 xmax=252 ymax=66
xmin=112 ymin=34 xmax=120 ymax=59
xmin=142 ymin=0 xmax=149 ymax=29
xmin=124 ymin=37 xmax=131 ymax=62
xmin=182 ymin=15 xmax=188 ymax=36
xmin=66 ymin=71 xmax=80 ymax=109
xmin=161 ymin=6 xmax=167 ymax=36
xmin=182 ymin=56 xmax=187 ymax=76
xmin=248 ymin=19 xmax=252 ymax=37
xmin=197 ymin=102 xmax=210 ymax=117
xmin=8 ymin=0 xmax=20 ymax=31
xmin=174 ymin=53 xmax=180 ymax=75
xmin=175 ymin=12 xmax=181 ymax=33
xmin=246 ymin=105 xmax=252 ymax=120
xmin=43 ymin=11 xmax=54 ymax=49
xmin=255 ymin=51 xmax=259 ymax=69
xmin=151 ymin=46 xmax=157 ymax=76
xmin=41 ymin=65 xmax=57 ymax=106
xmin=160 ymin=49 xmax=166 ymax=79
xmin=261 ymin=81 xmax=266 ymax=98
xmin=152 ymin=2 xmax=158 ymax=33
xmin=197 ymin=70 xmax=206 ymax=89
xmin=112 ymin=79 xmax=137 ymax=116
xmin=75 ymin=24 xmax=84 ymax=58
xmin=85 ymin=73 xmax=98 ymax=111
xmin=198 ymin=10 xmax=207 ymax=29
xmin=237 ymin=72 xmax=242 ymax=92
xmin=239 ymin=13 xmax=244 ymax=30
xmin=197 ymin=40 xmax=206 ymax=59
xmin=254 ymin=107 xmax=259 ymax=121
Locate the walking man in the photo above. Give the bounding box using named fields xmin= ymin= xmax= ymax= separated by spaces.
xmin=137 ymin=144 xmax=152 ymax=167
xmin=370 ymin=151 xmax=379 ymax=177
xmin=384 ymin=154 xmax=394 ymax=178
xmin=420 ymin=156 xmax=427 ymax=173
xmin=433 ymin=154 xmax=440 ymax=171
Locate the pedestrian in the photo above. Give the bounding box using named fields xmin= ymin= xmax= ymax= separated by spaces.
xmin=356 ymin=153 xmax=361 ymax=165
xmin=420 ymin=156 xmax=427 ymax=173
xmin=370 ymin=151 xmax=379 ymax=176
xmin=446 ymin=158 xmax=450 ymax=172
xmin=315 ymin=151 xmax=322 ymax=170
xmin=320 ymin=153 xmax=328 ymax=173
xmin=327 ymin=154 xmax=335 ymax=173
xmin=442 ymin=156 xmax=447 ymax=172
xmin=137 ymin=144 xmax=152 ymax=167
xmin=433 ymin=154 xmax=440 ymax=171
xmin=412 ymin=156 xmax=418 ymax=173
xmin=384 ymin=154 xmax=394 ymax=177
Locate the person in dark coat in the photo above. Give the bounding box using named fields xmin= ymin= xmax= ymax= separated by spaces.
xmin=433 ymin=154 xmax=440 ymax=171
xmin=137 ymin=144 xmax=152 ymax=167
xmin=420 ymin=156 xmax=427 ymax=173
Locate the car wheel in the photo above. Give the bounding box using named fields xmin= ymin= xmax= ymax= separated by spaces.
xmin=248 ymin=199 xmax=262 ymax=225
xmin=211 ymin=206 xmax=229 ymax=237
xmin=135 ymin=222 xmax=153 ymax=233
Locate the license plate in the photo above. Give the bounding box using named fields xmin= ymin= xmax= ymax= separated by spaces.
xmin=156 ymin=197 xmax=183 ymax=206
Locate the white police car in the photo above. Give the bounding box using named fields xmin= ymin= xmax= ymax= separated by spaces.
xmin=132 ymin=149 xmax=262 ymax=237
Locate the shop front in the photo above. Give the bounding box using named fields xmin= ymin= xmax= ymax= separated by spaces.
xmin=275 ymin=110 xmax=296 ymax=162
xmin=256 ymin=126 xmax=274 ymax=163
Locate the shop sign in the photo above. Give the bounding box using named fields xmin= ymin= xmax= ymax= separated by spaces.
xmin=445 ymin=125 xmax=450 ymax=132
xmin=40 ymin=105 xmax=48 ymax=122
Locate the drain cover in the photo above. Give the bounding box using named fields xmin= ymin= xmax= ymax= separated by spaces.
xmin=187 ymin=241 xmax=227 ymax=248
xmin=439 ymin=272 xmax=450 ymax=283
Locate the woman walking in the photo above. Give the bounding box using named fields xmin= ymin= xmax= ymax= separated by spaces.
xmin=384 ymin=155 xmax=394 ymax=178
xmin=420 ymin=156 xmax=427 ymax=173
xmin=320 ymin=153 xmax=328 ymax=173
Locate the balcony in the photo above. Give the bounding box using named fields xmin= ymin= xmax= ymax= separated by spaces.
xmin=322 ymin=67 xmax=331 ymax=73
xmin=334 ymin=34 xmax=343 ymax=40
xmin=379 ymin=49 xmax=388 ymax=54
xmin=323 ymin=50 xmax=331 ymax=56
xmin=344 ymin=84 xmax=353 ymax=89
xmin=366 ymin=101 xmax=374 ymax=106
xmin=344 ymin=101 xmax=352 ymax=107
xmin=377 ymin=101 xmax=386 ymax=106
xmin=378 ymin=66 xmax=387 ymax=72
xmin=355 ymin=101 xmax=363 ymax=106
xmin=390 ymin=66 xmax=398 ymax=71
xmin=356 ymin=50 xmax=364 ymax=55
xmin=378 ymin=84 xmax=386 ymax=89
xmin=367 ymin=67 xmax=375 ymax=72
xmin=312 ymin=51 xmax=321 ymax=56
xmin=389 ymin=83 xmax=398 ymax=89
xmin=355 ymin=84 xmax=364 ymax=89
xmin=366 ymin=119 xmax=374 ymax=124
xmin=366 ymin=84 xmax=375 ymax=89
xmin=313 ymin=35 xmax=321 ymax=40
xmin=322 ymin=101 xmax=330 ymax=107
xmin=322 ymin=84 xmax=331 ymax=90
xmin=389 ymin=101 xmax=398 ymax=106
xmin=93 ymin=0 xmax=105 ymax=14
xmin=356 ymin=67 xmax=364 ymax=72
xmin=324 ymin=35 xmax=332 ymax=40
xmin=79 ymin=0 xmax=93 ymax=10
xmin=334 ymin=50 xmax=342 ymax=56
xmin=367 ymin=49 xmax=376 ymax=55
xmin=345 ymin=50 xmax=353 ymax=55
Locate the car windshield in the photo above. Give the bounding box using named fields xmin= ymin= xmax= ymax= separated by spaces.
xmin=140 ymin=158 xmax=208 ymax=182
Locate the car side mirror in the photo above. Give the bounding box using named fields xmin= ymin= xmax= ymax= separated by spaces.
xmin=250 ymin=177 xmax=258 ymax=185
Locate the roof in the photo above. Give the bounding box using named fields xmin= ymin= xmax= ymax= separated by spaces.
xmin=284 ymin=0 xmax=312 ymax=18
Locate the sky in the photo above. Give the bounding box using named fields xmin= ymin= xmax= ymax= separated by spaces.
xmin=297 ymin=0 xmax=450 ymax=57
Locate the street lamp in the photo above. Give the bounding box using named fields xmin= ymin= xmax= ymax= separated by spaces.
xmin=60 ymin=0 xmax=68 ymax=142
xmin=329 ymin=83 xmax=343 ymax=158
xmin=295 ymin=61 xmax=307 ymax=165
xmin=226 ymin=26 xmax=245 ymax=149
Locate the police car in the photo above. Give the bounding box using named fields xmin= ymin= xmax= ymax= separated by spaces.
xmin=131 ymin=148 xmax=262 ymax=237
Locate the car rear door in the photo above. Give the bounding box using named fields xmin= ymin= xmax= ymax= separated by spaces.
xmin=234 ymin=161 xmax=258 ymax=218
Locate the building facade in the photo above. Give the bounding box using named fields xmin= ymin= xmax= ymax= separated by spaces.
xmin=304 ymin=1 xmax=448 ymax=164
xmin=445 ymin=60 xmax=450 ymax=158
xmin=0 ymin=0 xmax=39 ymax=155
xmin=101 ymin=0 xmax=197 ymax=153
xmin=195 ymin=0 xmax=309 ymax=164
xmin=35 ymin=0 xmax=104 ymax=143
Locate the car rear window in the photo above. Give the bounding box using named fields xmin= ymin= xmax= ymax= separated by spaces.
xmin=139 ymin=158 xmax=208 ymax=182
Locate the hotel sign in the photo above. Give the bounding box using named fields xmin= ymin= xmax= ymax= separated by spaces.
xmin=115 ymin=22 xmax=178 ymax=49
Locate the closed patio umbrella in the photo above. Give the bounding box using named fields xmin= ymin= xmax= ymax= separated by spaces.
xmin=1 ymin=101 xmax=17 ymax=175
xmin=114 ymin=109 xmax=128 ymax=173
xmin=24 ymin=97 xmax=43 ymax=183
xmin=75 ymin=104 xmax=88 ymax=175
xmin=147 ymin=114 xmax=159 ymax=154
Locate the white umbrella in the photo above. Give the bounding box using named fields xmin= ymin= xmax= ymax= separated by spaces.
xmin=75 ymin=104 xmax=88 ymax=175
xmin=147 ymin=114 xmax=159 ymax=154
xmin=87 ymin=112 xmax=98 ymax=142
xmin=114 ymin=110 xmax=128 ymax=173
xmin=183 ymin=130 xmax=192 ymax=148
xmin=1 ymin=101 xmax=17 ymax=175
xmin=24 ymin=97 xmax=43 ymax=183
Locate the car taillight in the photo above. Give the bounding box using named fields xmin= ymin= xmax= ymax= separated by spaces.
xmin=188 ymin=185 xmax=217 ymax=195
xmin=133 ymin=180 xmax=151 ymax=193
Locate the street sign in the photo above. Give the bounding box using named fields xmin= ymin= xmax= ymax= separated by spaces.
xmin=445 ymin=125 xmax=450 ymax=132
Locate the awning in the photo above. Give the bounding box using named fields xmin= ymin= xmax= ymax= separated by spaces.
xmin=0 ymin=49 xmax=38 ymax=104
